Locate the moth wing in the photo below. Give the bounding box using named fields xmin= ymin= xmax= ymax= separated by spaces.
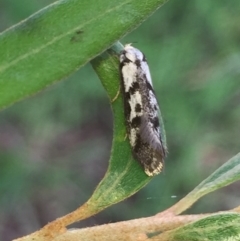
xmin=139 ymin=114 xmax=164 ymax=154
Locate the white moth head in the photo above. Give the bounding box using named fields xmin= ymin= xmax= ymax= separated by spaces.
xmin=120 ymin=44 xmax=145 ymax=64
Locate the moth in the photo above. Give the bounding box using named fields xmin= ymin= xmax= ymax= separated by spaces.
xmin=119 ymin=44 xmax=167 ymax=176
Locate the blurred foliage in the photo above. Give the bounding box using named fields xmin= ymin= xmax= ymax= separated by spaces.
xmin=167 ymin=213 xmax=240 ymax=241
xmin=0 ymin=0 xmax=240 ymax=241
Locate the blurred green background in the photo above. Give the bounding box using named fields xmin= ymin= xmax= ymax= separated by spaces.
xmin=0 ymin=0 xmax=240 ymax=240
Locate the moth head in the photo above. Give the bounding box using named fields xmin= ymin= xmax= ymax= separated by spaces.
xmin=120 ymin=44 xmax=146 ymax=64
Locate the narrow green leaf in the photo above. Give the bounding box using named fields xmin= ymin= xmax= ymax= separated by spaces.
xmin=168 ymin=152 xmax=240 ymax=215
xmin=0 ymin=0 xmax=168 ymax=110
xmin=193 ymin=152 xmax=240 ymax=195
xmin=167 ymin=213 xmax=240 ymax=241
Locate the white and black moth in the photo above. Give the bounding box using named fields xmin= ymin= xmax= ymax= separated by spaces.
xmin=119 ymin=44 xmax=167 ymax=176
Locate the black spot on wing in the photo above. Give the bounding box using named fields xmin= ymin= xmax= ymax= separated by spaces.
xmin=146 ymin=81 xmax=154 ymax=93
xmin=129 ymin=81 xmax=140 ymax=95
xmin=131 ymin=116 xmax=141 ymax=128
xmin=124 ymin=100 xmax=131 ymax=119
xmin=123 ymin=91 xmax=131 ymax=120
xmin=135 ymin=59 xmax=141 ymax=67
xmin=129 ymin=86 xmax=135 ymax=95
xmin=125 ymin=91 xmax=131 ymax=100
xmin=133 ymin=134 xmax=141 ymax=153
xmin=132 ymin=81 xmax=140 ymax=90
xmin=151 ymin=117 xmax=160 ymax=130
xmin=135 ymin=103 xmax=142 ymax=113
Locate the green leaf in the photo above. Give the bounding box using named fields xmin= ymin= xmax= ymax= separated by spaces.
xmin=0 ymin=0 xmax=168 ymax=110
xmin=168 ymin=152 xmax=240 ymax=215
xmin=167 ymin=213 xmax=240 ymax=241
